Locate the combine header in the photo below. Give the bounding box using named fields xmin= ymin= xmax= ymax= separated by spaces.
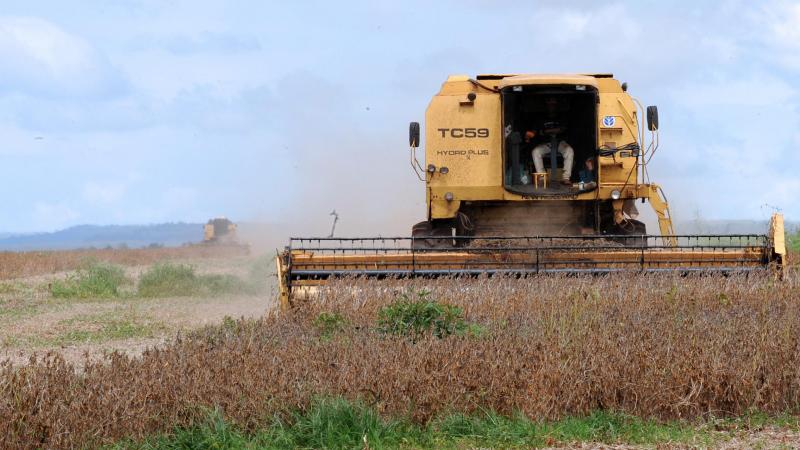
xmin=277 ymin=218 xmax=786 ymax=308
xmin=276 ymin=73 xmax=787 ymax=308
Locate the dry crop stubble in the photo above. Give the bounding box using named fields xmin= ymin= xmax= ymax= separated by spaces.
xmin=1 ymin=272 xmax=799 ymax=449
xmin=0 ymin=245 xmax=249 ymax=280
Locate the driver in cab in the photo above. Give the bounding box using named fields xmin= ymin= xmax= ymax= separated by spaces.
xmin=528 ymin=97 xmax=575 ymax=186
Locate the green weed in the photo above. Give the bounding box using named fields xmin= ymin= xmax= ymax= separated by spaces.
xmin=0 ymin=282 xmax=19 ymax=294
xmin=50 ymin=261 xmax=128 ymax=299
xmin=377 ymin=290 xmax=468 ymax=339
xmin=137 ymin=263 xmax=251 ymax=297
xmin=245 ymin=253 xmax=274 ymax=293
xmin=788 ymin=228 xmax=800 ymax=252
xmin=313 ymin=312 xmax=348 ymax=339
xmin=29 ymin=320 xmax=164 ymax=347
xmin=137 ymin=263 xmax=198 ymax=297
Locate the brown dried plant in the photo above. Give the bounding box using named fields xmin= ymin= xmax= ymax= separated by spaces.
xmin=0 ymin=244 xmax=249 ymax=280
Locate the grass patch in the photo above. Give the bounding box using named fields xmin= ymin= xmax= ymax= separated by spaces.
xmin=313 ymin=312 xmax=348 ymax=339
xmin=50 ymin=261 xmax=128 ymax=299
xmin=31 ymin=319 xmax=165 ymax=347
xmin=112 ymin=398 xmax=716 ymax=449
xmin=0 ymin=302 xmax=38 ymax=321
xmin=22 ymin=310 xmax=167 ymax=347
xmin=712 ymin=410 xmax=800 ymax=432
xmin=0 ymin=282 xmax=20 ymax=294
xmin=51 ymin=321 xmax=159 ymax=345
xmin=137 ymin=263 xmax=198 ymax=297
xmin=137 ymin=263 xmax=252 ymax=298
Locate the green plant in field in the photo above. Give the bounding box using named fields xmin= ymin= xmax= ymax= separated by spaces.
xmin=245 ymin=253 xmax=274 ymax=293
xmin=42 ymin=320 xmax=161 ymax=346
xmin=50 ymin=261 xmax=128 ymax=299
xmin=198 ymin=273 xmax=250 ymax=295
xmin=137 ymin=263 xmax=252 ymax=297
xmin=271 ymin=397 xmax=414 ymax=449
xmin=113 ymin=399 xmax=714 ymax=450
xmin=377 ymin=289 xmax=468 ymax=339
xmin=137 ymin=263 xmax=199 ymax=297
xmin=313 ymin=312 xmax=348 ymax=339
xmin=24 ymin=309 xmax=167 ymax=347
xmin=788 ymin=228 xmax=800 ymax=252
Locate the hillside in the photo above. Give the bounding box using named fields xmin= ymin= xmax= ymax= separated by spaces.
xmin=0 ymin=223 xmax=203 ymax=251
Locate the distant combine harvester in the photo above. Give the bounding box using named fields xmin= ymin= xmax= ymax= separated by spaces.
xmin=203 ymin=217 xmax=238 ymax=244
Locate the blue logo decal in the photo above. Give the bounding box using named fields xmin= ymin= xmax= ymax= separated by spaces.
xmin=602 ymin=116 xmax=616 ymax=127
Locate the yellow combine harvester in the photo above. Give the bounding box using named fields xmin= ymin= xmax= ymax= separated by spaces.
xmin=203 ymin=217 xmax=238 ymax=244
xmin=276 ymin=73 xmax=787 ymax=308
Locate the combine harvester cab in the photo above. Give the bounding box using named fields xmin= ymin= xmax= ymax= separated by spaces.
xmin=276 ymin=73 xmax=787 ymax=309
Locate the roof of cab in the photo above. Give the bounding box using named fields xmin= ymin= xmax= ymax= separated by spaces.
xmin=495 ymin=74 xmax=599 ymax=89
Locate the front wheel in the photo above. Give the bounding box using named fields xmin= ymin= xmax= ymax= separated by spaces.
xmin=411 ymin=221 xmax=454 ymax=250
xmin=610 ymin=219 xmax=647 ymax=247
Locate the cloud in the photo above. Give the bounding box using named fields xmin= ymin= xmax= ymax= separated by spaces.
xmin=0 ymin=16 xmax=127 ymax=98
xmin=748 ymin=0 xmax=800 ymax=70
xmin=139 ymin=31 xmax=262 ymax=54
xmin=670 ymin=72 xmax=797 ymax=108
xmin=82 ymin=181 xmax=127 ymax=204
xmin=529 ymin=4 xmax=640 ymax=45
xmin=33 ymin=201 xmax=79 ymax=231
xmin=770 ymin=1 xmax=800 ymax=46
xmin=655 ymin=71 xmax=800 ymax=219
xmin=162 ymin=186 xmax=198 ymax=210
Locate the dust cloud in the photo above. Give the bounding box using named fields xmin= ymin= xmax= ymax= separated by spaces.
xmin=232 ymin=73 xmax=429 ymax=251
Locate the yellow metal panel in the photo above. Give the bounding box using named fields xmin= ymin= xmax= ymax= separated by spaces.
xmin=497 ymin=74 xmax=598 ymax=89
xmin=439 ymin=80 xmax=475 ymax=95
xmin=425 ymin=93 xmax=502 ymax=189
xmin=595 ymin=78 xmax=623 ymax=92
xmin=288 ymin=249 xmax=767 ymax=269
xmin=430 ymin=198 xmax=461 ymax=219
xmin=770 ymin=213 xmax=787 ymax=275
xmin=597 ymin=92 xmax=640 ymax=185
xmin=446 ymin=75 xmax=470 ymax=82
xmin=275 ymin=254 xmax=291 ymax=310
xmin=598 ymin=154 xmax=637 ymax=183
xmin=772 ymin=213 xmax=786 ymax=257
xmin=430 ymin=186 xmax=508 ymax=201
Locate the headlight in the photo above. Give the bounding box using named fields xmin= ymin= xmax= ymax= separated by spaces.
xmin=444 ymin=192 xmax=454 ymax=201
xmin=611 ymin=189 xmax=621 ymax=200
xmin=427 ymin=164 xmax=436 ymax=173
xmin=439 ymin=166 xmax=449 ymax=174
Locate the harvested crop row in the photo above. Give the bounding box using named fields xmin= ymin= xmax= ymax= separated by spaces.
xmin=1 ymin=271 xmax=798 ymax=449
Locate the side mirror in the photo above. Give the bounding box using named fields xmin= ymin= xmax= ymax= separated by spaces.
xmin=409 ymin=122 xmax=420 ymax=147
xmin=646 ymin=106 xmax=659 ymax=131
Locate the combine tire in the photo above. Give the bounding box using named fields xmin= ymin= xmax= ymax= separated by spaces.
xmin=611 ymin=219 xmax=647 ymax=247
xmin=411 ymin=221 xmax=454 ymax=250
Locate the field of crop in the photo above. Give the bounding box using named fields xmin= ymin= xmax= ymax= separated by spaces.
xmin=0 ymin=249 xmax=798 ymax=449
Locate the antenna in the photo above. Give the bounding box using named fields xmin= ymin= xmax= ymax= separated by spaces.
xmin=328 ymin=210 xmax=339 ymax=238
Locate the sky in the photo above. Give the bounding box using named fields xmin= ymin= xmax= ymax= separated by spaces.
xmin=0 ymin=0 xmax=798 ymax=234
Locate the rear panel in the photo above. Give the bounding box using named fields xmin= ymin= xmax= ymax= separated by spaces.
xmin=425 ymin=94 xmax=501 ymax=188
xmin=425 ymin=78 xmax=502 ymax=219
